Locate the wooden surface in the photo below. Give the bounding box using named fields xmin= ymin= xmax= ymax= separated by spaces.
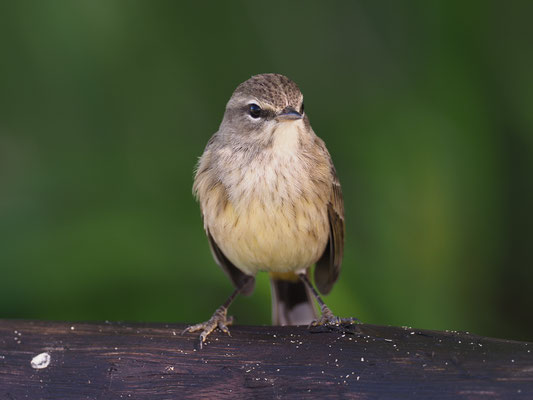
xmin=0 ymin=319 xmax=532 ymax=399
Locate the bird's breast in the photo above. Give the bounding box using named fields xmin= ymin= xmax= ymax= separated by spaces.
xmin=204 ymin=145 xmax=330 ymax=276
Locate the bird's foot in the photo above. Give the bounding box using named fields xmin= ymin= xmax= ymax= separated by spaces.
xmin=310 ymin=304 xmax=357 ymax=326
xmin=309 ymin=304 xmax=359 ymax=333
xmin=182 ymin=306 xmax=233 ymax=349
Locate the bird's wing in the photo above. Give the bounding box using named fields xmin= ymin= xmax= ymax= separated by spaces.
xmin=194 ymin=141 xmax=255 ymax=296
xmin=314 ymin=163 xmax=345 ymax=295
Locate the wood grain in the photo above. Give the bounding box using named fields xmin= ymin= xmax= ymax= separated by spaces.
xmin=0 ymin=320 xmax=532 ymax=399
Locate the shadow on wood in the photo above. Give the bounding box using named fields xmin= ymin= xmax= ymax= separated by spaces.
xmin=0 ymin=320 xmax=532 ymax=399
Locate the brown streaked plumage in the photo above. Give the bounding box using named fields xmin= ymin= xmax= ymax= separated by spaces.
xmin=184 ymin=73 xmax=353 ymax=348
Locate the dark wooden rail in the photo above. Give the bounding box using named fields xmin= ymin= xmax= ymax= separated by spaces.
xmin=0 ymin=319 xmax=532 ymax=399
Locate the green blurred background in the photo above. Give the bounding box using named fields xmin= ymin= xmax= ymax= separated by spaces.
xmin=1 ymin=1 xmax=532 ymax=341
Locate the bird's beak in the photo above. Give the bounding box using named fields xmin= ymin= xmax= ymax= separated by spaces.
xmin=277 ymin=107 xmax=302 ymax=121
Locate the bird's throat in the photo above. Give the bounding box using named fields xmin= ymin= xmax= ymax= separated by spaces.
xmin=271 ymin=121 xmax=302 ymax=156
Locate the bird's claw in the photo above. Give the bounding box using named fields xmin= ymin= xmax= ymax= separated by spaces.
xmin=309 ymin=304 xmax=359 ymax=328
xmin=182 ymin=306 xmax=233 ymax=349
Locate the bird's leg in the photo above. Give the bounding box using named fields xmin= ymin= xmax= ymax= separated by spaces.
xmin=182 ymin=286 xmax=241 ymax=349
xmin=298 ymin=273 xmax=357 ymax=326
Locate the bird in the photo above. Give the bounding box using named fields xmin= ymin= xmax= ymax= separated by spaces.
xmin=184 ymin=73 xmax=352 ymax=347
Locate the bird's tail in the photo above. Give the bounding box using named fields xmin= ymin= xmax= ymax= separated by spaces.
xmin=270 ymin=273 xmax=317 ymax=326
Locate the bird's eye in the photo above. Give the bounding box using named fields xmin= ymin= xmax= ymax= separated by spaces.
xmin=300 ymin=102 xmax=305 ymax=114
xmin=248 ymin=103 xmax=262 ymax=119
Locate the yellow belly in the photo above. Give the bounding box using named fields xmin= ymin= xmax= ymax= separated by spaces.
xmin=208 ymin=196 xmax=329 ymax=276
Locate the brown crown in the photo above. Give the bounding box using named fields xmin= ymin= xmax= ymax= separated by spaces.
xmin=233 ymin=73 xmax=302 ymax=110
